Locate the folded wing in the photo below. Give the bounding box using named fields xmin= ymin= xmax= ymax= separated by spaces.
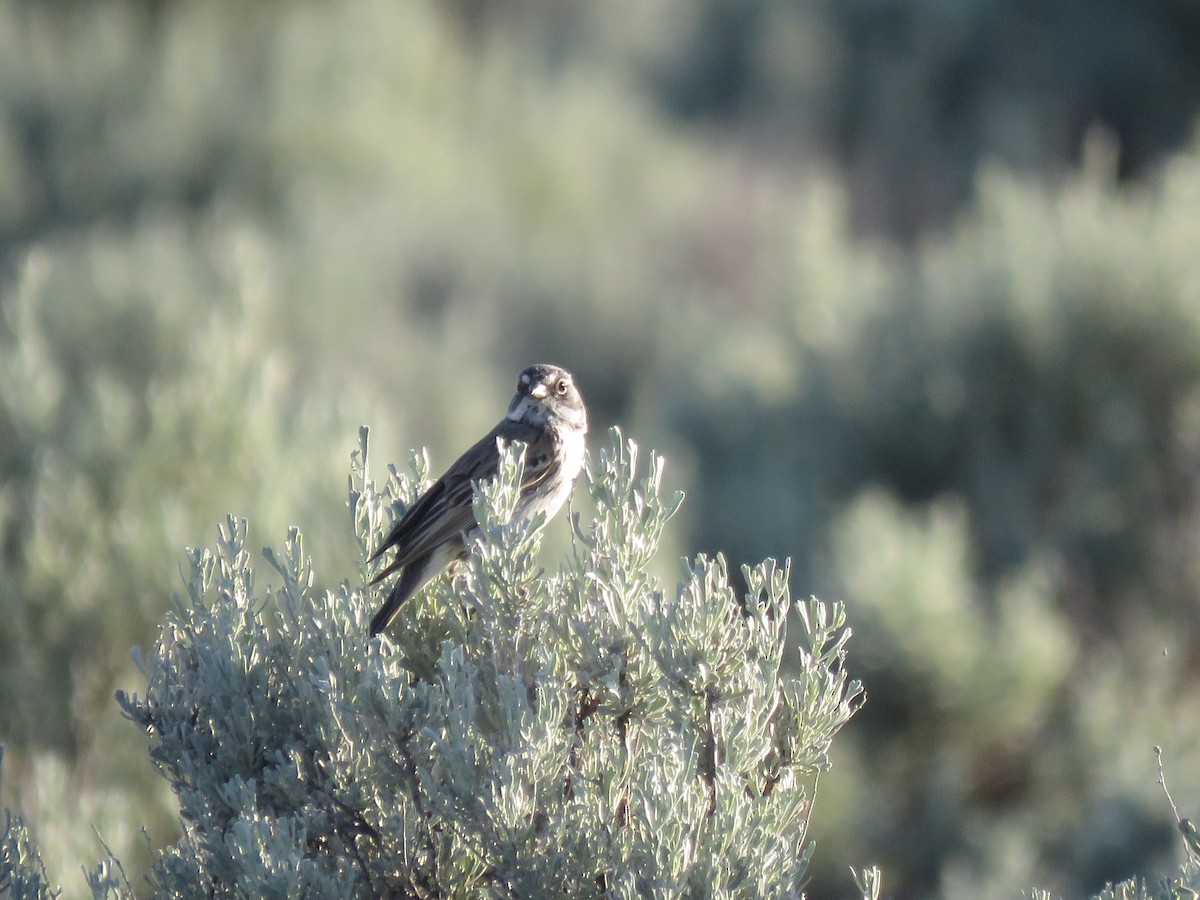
xmin=368 ymin=419 xmax=552 ymax=584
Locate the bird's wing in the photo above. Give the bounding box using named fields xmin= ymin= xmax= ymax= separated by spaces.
xmin=368 ymin=419 xmax=548 ymax=581
xmin=519 ymin=425 xmax=562 ymax=491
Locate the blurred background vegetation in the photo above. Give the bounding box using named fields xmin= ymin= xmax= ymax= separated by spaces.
xmin=3 ymin=0 xmax=1200 ymax=897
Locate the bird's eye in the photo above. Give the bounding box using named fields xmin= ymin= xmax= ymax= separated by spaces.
xmin=555 ymin=378 xmax=570 ymax=395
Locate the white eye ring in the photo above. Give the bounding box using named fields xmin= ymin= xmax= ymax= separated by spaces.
xmin=555 ymin=378 xmax=570 ymax=395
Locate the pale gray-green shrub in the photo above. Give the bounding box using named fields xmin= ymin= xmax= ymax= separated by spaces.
xmin=18 ymin=429 xmax=862 ymax=898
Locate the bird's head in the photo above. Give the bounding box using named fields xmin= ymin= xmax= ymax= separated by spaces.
xmin=508 ymin=363 xmax=587 ymax=433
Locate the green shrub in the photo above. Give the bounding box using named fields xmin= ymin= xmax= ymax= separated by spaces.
xmin=8 ymin=429 xmax=862 ymax=897
xmin=5 ymin=1 xmax=1200 ymax=895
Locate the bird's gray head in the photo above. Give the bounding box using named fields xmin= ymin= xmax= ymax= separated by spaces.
xmin=508 ymin=363 xmax=587 ymax=433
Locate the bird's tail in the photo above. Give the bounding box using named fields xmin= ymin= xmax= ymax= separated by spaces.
xmin=369 ymin=557 xmax=428 ymax=636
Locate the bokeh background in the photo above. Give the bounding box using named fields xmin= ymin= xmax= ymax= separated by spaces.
xmin=3 ymin=1 xmax=1200 ymax=897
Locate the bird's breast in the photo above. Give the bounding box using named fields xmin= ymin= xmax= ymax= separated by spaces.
xmin=521 ymin=426 xmax=586 ymax=524
xmin=559 ymin=426 xmax=586 ymax=481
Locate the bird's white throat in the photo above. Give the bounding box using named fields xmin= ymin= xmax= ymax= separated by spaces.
xmin=507 ymin=397 xmax=538 ymax=423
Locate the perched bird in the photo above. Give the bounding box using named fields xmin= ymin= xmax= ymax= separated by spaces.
xmin=368 ymin=363 xmax=588 ymax=635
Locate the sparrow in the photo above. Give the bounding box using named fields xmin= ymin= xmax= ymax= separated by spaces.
xmin=368 ymin=363 xmax=588 ymax=635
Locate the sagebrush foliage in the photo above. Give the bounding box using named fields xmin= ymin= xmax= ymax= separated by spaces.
xmin=76 ymin=429 xmax=862 ymax=897
xmin=5 ymin=3 xmax=1200 ymax=895
xmin=0 ymin=773 xmax=58 ymax=900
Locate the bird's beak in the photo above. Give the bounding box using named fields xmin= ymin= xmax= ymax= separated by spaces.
xmin=529 ymin=383 xmax=548 ymax=399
